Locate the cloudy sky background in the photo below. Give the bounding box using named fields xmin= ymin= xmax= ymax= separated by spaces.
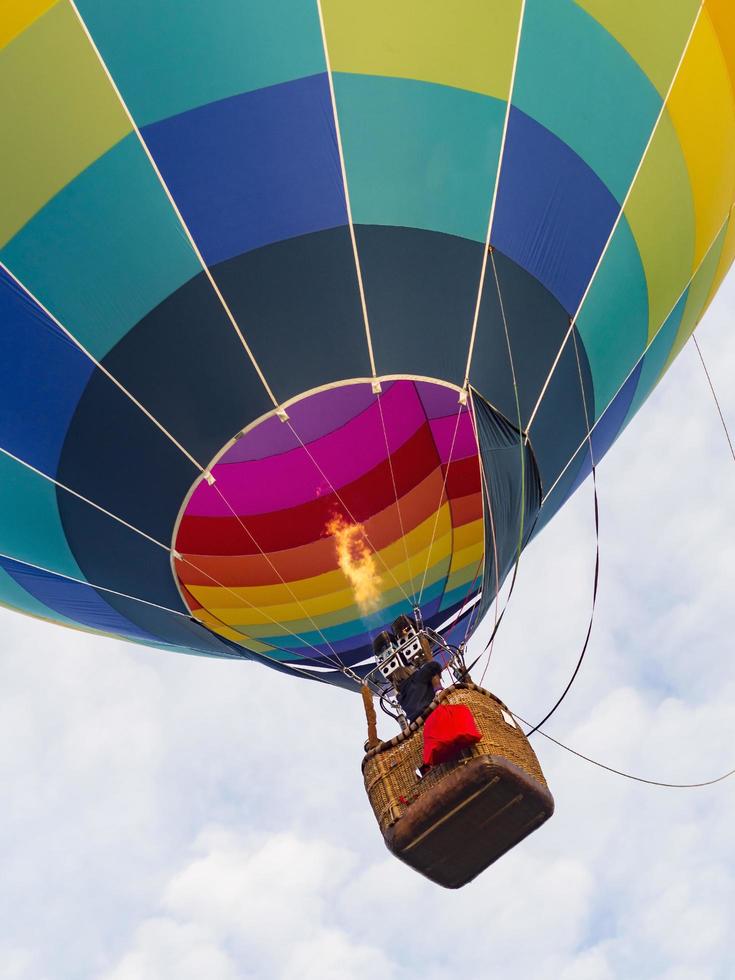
xmin=2 ymin=273 xmax=735 ymax=980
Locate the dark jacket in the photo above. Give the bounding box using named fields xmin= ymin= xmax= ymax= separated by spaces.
xmin=397 ymin=661 xmax=442 ymax=722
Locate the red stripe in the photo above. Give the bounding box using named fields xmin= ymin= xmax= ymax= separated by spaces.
xmin=176 ymin=422 xmax=466 ymax=555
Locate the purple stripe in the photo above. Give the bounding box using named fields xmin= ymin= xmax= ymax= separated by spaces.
xmin=430 ymin=411 xmax=477 ymax=464
xmin=188 ymin=381 xmax=427 ymax=516
xmin=223 ymin=382 xmax=381 ymax=463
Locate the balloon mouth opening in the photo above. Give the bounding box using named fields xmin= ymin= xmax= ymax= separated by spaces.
xmin=171 ymin=377 xmax=484 ymax=667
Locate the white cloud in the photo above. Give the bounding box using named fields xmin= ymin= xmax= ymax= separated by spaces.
xmin=2 ymin=278 xmax=735 ymax=978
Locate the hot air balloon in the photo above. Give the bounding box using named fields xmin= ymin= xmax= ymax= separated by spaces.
xmin=2 ymin=1 xmax=734 ymax=886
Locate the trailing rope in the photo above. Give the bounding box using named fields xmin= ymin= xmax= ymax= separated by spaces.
xmin=520 ymin=323 xmax=735 ymax=784
xmin=525 ymin=330 xmax=600 ymax=736
xmin=515 ymin=712 xmax=735 ymax=789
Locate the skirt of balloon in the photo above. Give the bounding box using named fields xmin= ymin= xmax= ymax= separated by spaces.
xmin=362 ymin=684 xmax=554 ymax=888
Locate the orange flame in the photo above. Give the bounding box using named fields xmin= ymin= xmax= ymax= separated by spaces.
xmin=325 ymin=513 xmax=381 ymax=616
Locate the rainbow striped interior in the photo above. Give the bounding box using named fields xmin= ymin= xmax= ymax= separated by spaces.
xmin=174 ymin=380 xmax=483 ymax=666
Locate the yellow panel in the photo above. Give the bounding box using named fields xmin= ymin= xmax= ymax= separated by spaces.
xmin=444 ymin=555 xmax=484 ymax=595
xmin=706 ymin=0 xmax=735 ymax=102
xmin=668 ymin=9 xmax=735 ymax=267
xmin=447 ymin=539 xmax=484 ymax=578
xmin=206 ymin=545 xmax=455 ymax=635
xmin=702 ymin=208 xmax=735 ymax=310
xmin=192 ymin=521 xmax=455 ymax=625
xmin=452 ymin=518 xmax=484 ymax=553
xmin=662 ymin=220 xmax=727 ymax=370
xmin=320 ymin=0 xmax=522 ymax=99
xmin=574 ymin=0 xmax=700 ymax=97
xmin=0 ymin=1 xmax=130 ymax=245
xmin=0 ymin=0 xmax=58 ymax=49
xmin=193 ymin=607 xmax=274 ymax=651
xmin=623 ymin=112 xmax=695 ymax=340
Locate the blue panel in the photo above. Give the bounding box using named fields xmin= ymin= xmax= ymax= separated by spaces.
xmin=533 ymin=360 xmax=643 ymax=537
xmin=0 ymin=554 xmax=161 ymax=643
xmin=492 ymin=107 xmax=620 ymax=314
xmin=0 ymin=268 xmax=93 ymax=473
xmin=0 ymin=565 xmax=77 ymax=628
xmin=567 ymin=359 xmax=644 ymax=499
xmin=142 ymin=75 xmax=348 ymax=266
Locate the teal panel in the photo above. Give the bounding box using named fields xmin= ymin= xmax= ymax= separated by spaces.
xmin=577 ymin=215 xmax=648 ymax=418
xmin=625 ymin=291 xmax=687 ymax=422
xmin=0 ymin=566 xmax=77 ymax=628
xmin=75 ymin=0 xmax=326 ymax=126
xmin=0 ymin=454 xmax=83 ymax=580
xmin=513 ymin=0 xmax=661 ymax=202
xmin=335 ymin=74 xmax=505 ymax=242
xmin=1 ymin=135 xmax=200 ymax=359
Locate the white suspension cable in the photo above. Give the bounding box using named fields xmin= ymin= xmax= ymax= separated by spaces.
xmin=463 ymin=0 xmax=527 ymax=388
xmin=0 ymin=260 xmax=207 ymax=475
xmin=0 ymin=549 xmax=192 ymax=619
xmin=540 ymin=208 xmax=732 ymax=504
xmin=315 ymin=0 xmax=379 ymax=381
xmin=66 ymin=0 xmax=281 ymax=409
xmin=525 ymin=1 xmax=704 ymax=435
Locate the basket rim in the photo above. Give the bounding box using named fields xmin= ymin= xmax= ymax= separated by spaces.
xmin=362 ymin=682 xmax=510 ymax=766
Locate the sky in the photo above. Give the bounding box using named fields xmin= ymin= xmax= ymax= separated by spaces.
xmin=2 ymin=273 xmax=735 ymax=980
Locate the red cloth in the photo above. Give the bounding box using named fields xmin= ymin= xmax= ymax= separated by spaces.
xmin=422 ymin=703 xmax=482 ymax=766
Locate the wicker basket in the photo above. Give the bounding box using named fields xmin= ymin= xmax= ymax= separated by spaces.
xmin=362 ymin=684 xmax=554 ymax=888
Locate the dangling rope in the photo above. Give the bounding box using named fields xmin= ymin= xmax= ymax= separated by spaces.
xmin=692 ymin=335 xmax=735 ymax=461
xmin=524 ymin=330 xmax=600 ymax=736
xmin=519 ymin=326 xmax=735 ymax=786
xmin=514 ymin=712 xmax=735 ymax=788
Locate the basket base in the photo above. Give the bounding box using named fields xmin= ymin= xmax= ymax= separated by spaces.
xmin=384 ymin=755 xmax=554 ymax=888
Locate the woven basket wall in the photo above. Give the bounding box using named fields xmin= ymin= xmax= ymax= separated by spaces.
xmin=362 ymin=684 xmax=547 ymax=836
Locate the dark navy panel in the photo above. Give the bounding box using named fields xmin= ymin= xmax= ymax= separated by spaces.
xmin=56 ymin=368 xmax=198 ymax=545
xmin=55 ymin=491 xmax=187 ymax=612
xmin=142 ymin=74 xmax=347 ymax=266
xmin=101 ymin=273 xmax=274 ymax=465
xmin=213 ymin=227 xmax=370 ymax=402
xmin=104 ymin=598 xmax=256 ymax=659
xmin=0 ymin=269 xmax=93 ymax=473
xmin=355 ymin=226 xmax=484 ymax=385
xmin=0 ymin=554 xmax=162 ymax=643
xmin=469 ymin=249 xmax=572 ymax=423
xmin=473 ymin=394 xmax=542 ymax=625
xmin=468 ymin=249 xmax=595 ymax=492
xmin=526 ymin=324 xmax=596 ymax=495
xmin=492 ymin=107 xmax=620 ymax=315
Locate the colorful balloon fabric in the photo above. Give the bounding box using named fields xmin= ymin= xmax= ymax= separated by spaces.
xmin=1 ymin=0 xmax=734 ymax=686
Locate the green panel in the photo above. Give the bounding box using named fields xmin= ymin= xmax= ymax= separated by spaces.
xmin=624 ymin=111 xmax=696 ymax=339
xmin=0 ymin=566 xmax=77 ymax=628
xmin=322 ymin=0 xmax=521 ymax=99
xmin=513 ymin=0 xmax=661 ymax=203
xmin=335 ymin=74 xmax=505 ymax=241
xmin=577 ymin=216 xmax=648 ymax=418
xmin=0 ymin=454 xmax=83 ymax=580
xmin=1 ymin=135 xmax=200 ymax=359
xmin=0 ymin=0 xmax=130 ymax=245
xmin=575 ymin=0 xmax=701 ymax=97
xmin=75 ymin=0 xmax=326 ymax=126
